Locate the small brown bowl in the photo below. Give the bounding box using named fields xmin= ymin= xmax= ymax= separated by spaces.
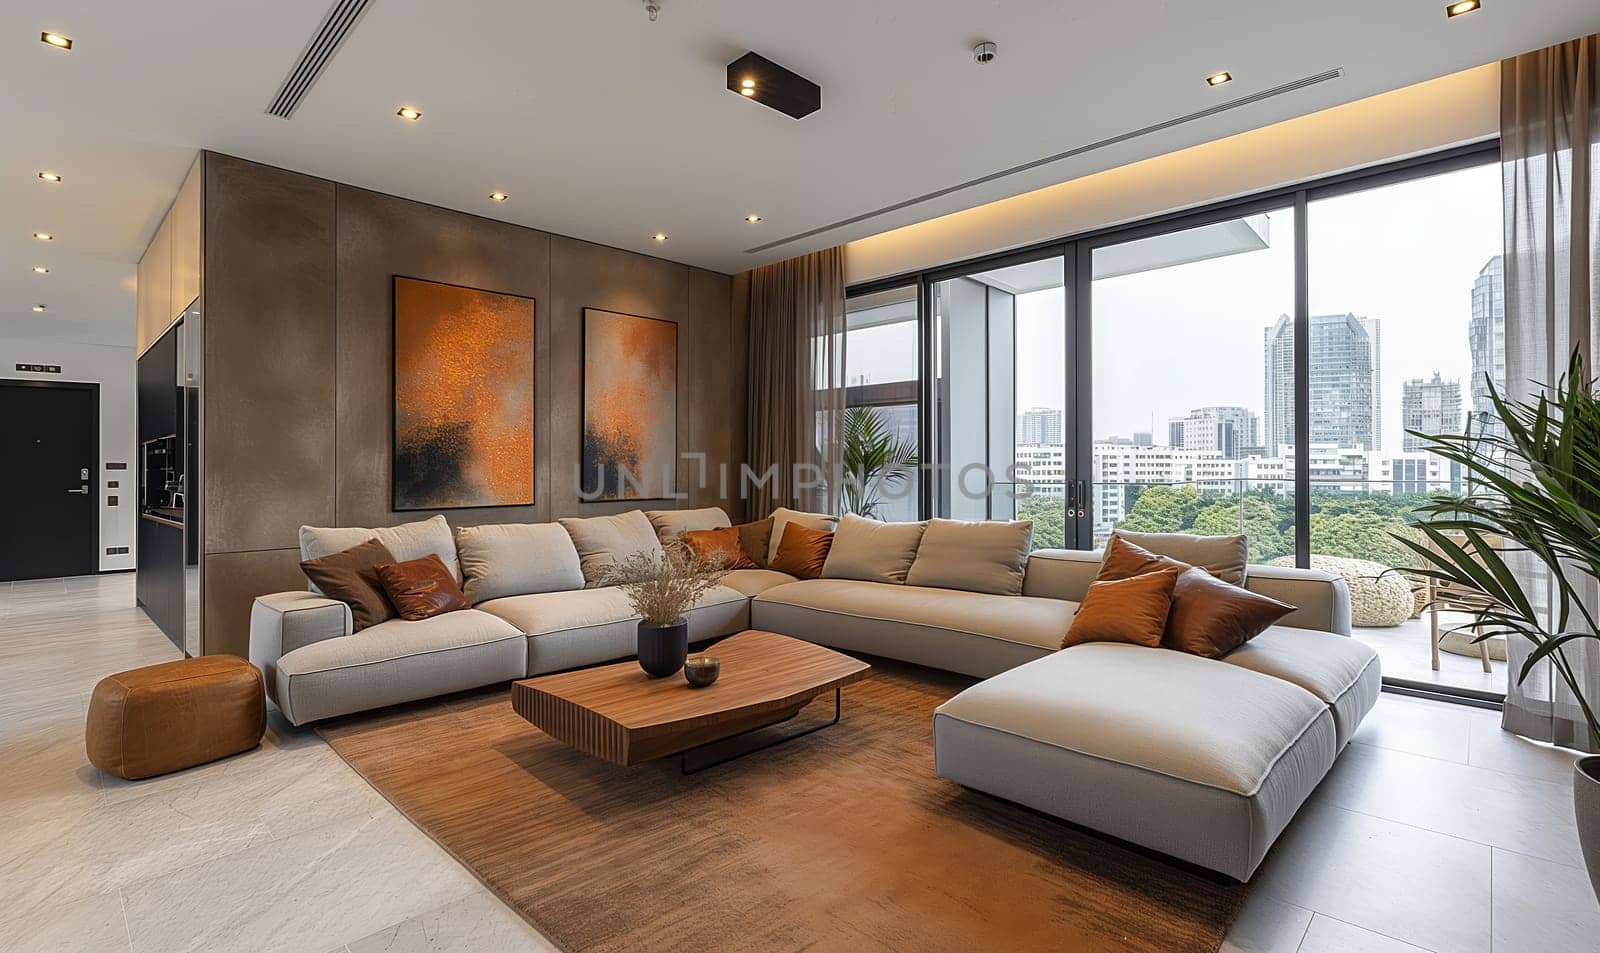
xmin=684 ymin=655 xmax=720 ymax=688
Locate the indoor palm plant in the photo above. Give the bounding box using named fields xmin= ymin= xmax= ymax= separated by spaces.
xmin=604 ymin=541 xmax=727 ymax=677
xmin=839 ymin=406 xmax=918 ymax=519
xmin=1396 ymin=350 xmax=1600 ymax=899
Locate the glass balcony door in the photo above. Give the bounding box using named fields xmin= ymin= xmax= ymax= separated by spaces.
xmin=1083 ymin=205 xmax=1299 ymax=563
xmin=927 ymin=252 xmax=1074 ymax=548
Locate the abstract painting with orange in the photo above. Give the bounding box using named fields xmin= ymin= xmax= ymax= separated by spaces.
xmin=393 ymin=277 xmax=534 ymax=510
xmin=582 ymin=309 xmax=677 ymax=500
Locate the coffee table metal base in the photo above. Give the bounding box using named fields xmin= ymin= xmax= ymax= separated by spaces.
xmin=679 ymin=686 xmax=841 ymax=775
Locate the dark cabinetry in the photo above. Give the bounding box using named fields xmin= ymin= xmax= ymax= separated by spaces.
xmin=136 ymin=321 xmax=187 ymax=648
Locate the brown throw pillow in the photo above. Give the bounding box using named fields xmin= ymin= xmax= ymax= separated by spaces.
xmin=770 ymin=523 xmax=833 ymax=579
xmin=735 ymin=517 xmax=774 ymax=569
xmin=1165 ymin=568 xmax=1294 ymax=658
xmin=374 ymin=554 xmax=470 ymax=621
xmin=1061 ymin=567 xmax=1182 ymax=649
xmin=1098 ymin=535 xmax=1293 ymax=657
xmin=682 ymin=526 xmax=758 ymax=570
xmin=1097 ymin=533 xmax=1187 ymax=581
xmin=299 ymin=537 xmax=397 ymax=631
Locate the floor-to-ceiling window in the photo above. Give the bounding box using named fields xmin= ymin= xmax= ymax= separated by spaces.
xmin=928 ymin=254 xmax=1067 ymax=547
xmin=843 ymin=286 xmax=920 ymax=523
xmin=1087 ymin=207 xmax=1298 ymax=563
xmin=1307 ymin=159 xmax=1505 ymax=696
xmin=844 ymin=143 xmax=1503 ymax=702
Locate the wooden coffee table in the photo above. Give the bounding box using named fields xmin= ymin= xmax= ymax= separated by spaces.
xmin=511 ymin=629 xmax=869 ymax=773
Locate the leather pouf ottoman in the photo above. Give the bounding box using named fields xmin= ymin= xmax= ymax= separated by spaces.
xmin=86 ymin=655 xmax=266 ymax=780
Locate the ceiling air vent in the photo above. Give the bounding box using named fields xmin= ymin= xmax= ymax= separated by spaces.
xmin=747 ymin=67 xmax=1344 ymax=255
xmin=265 ymin=0 xmax=375 ymax=119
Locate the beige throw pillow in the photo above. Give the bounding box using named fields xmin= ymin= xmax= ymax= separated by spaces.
xmin=767 ymin=507 xmax=839 ymax=564
xmin=559 ymin=510 xmax=665 ymax=587
xmin=455 ymin=523 xmax=585 ymax=604
xmin=1111 ymin=530 xmax=1248 ymax=586
xmin=299 ymin=514 xmax=461 ymax=585
xmin=821 ymin=515 xmax=928 ymax=585
xmin=905 ymin=519 xmax=1033 ymax=596
xmin=644 ymin=506 xmax=732 ymax=541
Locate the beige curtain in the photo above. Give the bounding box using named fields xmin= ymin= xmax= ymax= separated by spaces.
xmin=1501 ymin=35 xmax=1600 ymax=751
xmin=743 ymin=247 xmax=847 ymax=518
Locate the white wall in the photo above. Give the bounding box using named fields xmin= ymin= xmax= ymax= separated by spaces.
xmin=845 ymin=64 xmax=1501 ymax=286
xmin=0 ymin=335 xmax=137 ymax=572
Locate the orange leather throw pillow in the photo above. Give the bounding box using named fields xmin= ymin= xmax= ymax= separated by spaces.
xmin=1061 ymin=567 xmax=1183 ymax=649
xmin=1094 ymin=535 xmax=1293 ymax=658
xmin=682 ymin=526 xmax=759 ymax=570
xmin=373 ymin=554 xmax=470 ymax=621
xmin=770 ymin=523 xmax=833 ymax=579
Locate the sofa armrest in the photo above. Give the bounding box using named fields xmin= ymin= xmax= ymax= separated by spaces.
xmin=249 ymin=592 xmax=352 ymax=706
xmin=1021 ymin=549 xmax=1102 ymax=602
xmin=1244 ymin=566 xmax=1352 ymax=636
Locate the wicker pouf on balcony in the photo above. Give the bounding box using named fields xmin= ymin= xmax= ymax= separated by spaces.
xmin=85 ymin=655 xmax=266 ymax=780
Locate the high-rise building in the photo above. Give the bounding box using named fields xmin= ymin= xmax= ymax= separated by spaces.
xmin=1469 ymin=255 xmax=1506 ymax=441
xmin=1166 ymin=406 xmax=1260 ymax=458
xmin=1263 ymin=313 xmax=1382 ymax=453
xmin=1400 ymin=372 xmax=1463 ymax=450
xmin=1017 ymin=407 xmax=1063 ymax=445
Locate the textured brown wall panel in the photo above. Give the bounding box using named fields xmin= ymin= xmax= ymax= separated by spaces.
xmin=687 ymin=268 xmax=739 ymax=514
xmin=548 ymin=237 xmax=691 ymax=520
xmin=202 ymin=548 xmax=305 ymax=658
xmin=335 ymin=186 xmax=553 ymax=529
xmin=203 ymin=154 xmax=336 ymax=553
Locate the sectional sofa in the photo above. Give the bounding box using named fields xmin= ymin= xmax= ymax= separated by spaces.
xmin=248 ymin=506 xmax=1378 ymax=881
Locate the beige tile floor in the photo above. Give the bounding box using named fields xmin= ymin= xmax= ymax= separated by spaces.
xmin=1354 ymin=612 xmax=1506 ymax=697
xmin=2 ymin=573 xmax=1596 ymax=953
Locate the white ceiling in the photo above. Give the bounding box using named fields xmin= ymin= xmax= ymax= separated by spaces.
xmin=4 ymin=0 xmax=1598 ymax=348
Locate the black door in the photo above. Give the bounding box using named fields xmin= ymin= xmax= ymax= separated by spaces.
xmin=0 ymin=381 xmax=99 ymax=580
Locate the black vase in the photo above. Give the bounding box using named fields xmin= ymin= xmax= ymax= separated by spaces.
xmin=637 ymin=619 xmax=689 ymax=677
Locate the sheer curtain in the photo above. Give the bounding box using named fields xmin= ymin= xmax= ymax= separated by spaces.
xmin=743 ymin=247 xmax=847 ymax=518
xmin=1501 ymin=35 xmax=1600 ymax=751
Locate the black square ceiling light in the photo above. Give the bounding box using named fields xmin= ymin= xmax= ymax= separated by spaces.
xmin=727 ymin=52 xmax=821 ymax=119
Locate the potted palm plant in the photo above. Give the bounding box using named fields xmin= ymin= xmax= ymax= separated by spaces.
xmin=839 ymin=406 xmax=918 ymax=519
xmin=1397 ymin=350 xmax=1600 ymax=900
xmin=604 ymin=541 xmax=727 ymax=677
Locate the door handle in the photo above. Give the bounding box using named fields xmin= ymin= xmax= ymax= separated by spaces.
xmin=67 ymin=485 xmax=90 ymax=495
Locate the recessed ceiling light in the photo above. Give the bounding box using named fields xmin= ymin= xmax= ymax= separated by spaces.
xmin=740 ymin=88 xmax=755 ymax=97
xmin=1446 ymin=0 xmax=1480 ymax=16
xmin=41 ymin=32 xmax=72 ymax=50
xmin=32 ymin=266 xmax=49 ymax=275
xmin=396 ymin=106 xmax=422 ymax=121
xmin=489 ymin=191 xmax=509 ymax=203
xmin=38 ymin=171 xmax=62 ymax=183
xmin=1206 ymin=71 xmax=1233 ymax=87
xmin=740 ymin=78 xmax=755 ymax=89
xmin=33 ymin=232 xmax=53 ymax=241
xmin=652 ymin=233 xmax=668 ymax=243
xmin=33 ymin=304 xmax=47 ymax=313
xmin=745 ymin=214 xmax=762 ymax=224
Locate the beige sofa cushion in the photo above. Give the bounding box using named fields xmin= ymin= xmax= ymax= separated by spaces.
xmin=1113 ymin=530 xmax=1247 ymax=586
xmin=1221 ymin=626 xmax=1381 ymax=746
xmin=299 ymin=514 xmax=460 ymax=583
xmin=821 ymin=515 xmax=927 ymax=585
xmin=906 ymin=519 xmax=1033 ymax=595
xmin=455 ymin=523 xmax=584 ymax=603
xmin=756 ymin=579 xmax=1075 ymax=653
xmin=767 ymin=507 xmax=838 ymax=564
xmin=273 ymin=608 xmax=526 ymax=724
xmin=935 ymin=643 xmax=1328 ymax=796
xmin=718 ymin=568 xmax=798 ymax=598
xmin=559 ymin=510 xmax=664 ymax=587
xmin=645 ymin=506 xmax=732 ymax=540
